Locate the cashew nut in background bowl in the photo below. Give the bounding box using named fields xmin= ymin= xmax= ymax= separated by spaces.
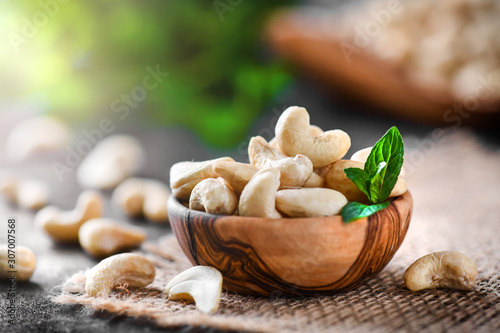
xmin=0 ymin=175 xmax=49 ymax=210
xmin=85 ymin=253 xmax=155 ymax=297
xmin=77 ymin=135 xmax=145 ymax=190
xmin=113 ymin=177 xmax=170 ymax=223
xmin=248 ymin=136 xmax=313 ymax=188
xmin=0 ymin=245 xmax=36 ymax=282
xmin=275 ymin=106 xmax=351 ymax=168
xmin=212 ymin=161 xmax=257 ymax=196
xmin=189 ymin=178 xmax=238 ymax=215
xmin=170 ymin=157 xmax=234 ymax=201
xmin=35 ymin=191 xmax=103 ymax=243
xmin=78 ymin=218 xmax=147 ymax=258
xmin=5 ymin=116 xmax=71 ymax=161
xmin=239 ymin=168 xmax=282 ymax=219
xmin=275 ymin=188 xmax=348 ymax=217
xmin=325 ymin=160 xmax=407 ymax=202
xmin=404 ymin=251 xmax=478 ymax=291
xmin=165 ymin=265 xmax=223 ymax=314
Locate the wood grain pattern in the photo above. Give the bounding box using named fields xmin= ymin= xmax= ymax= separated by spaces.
xmin=265 ymin=11 xmax=500 ymax=127
xmin=168 ymin=191 xmax=412 ymax=297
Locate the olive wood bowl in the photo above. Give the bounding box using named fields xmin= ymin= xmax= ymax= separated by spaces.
xmin=167 ymin=191 xmax=412 ymax=297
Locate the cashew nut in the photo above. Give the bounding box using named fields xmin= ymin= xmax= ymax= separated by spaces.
xmin=212 ymin=161 xmax=257 ymax=196
xmin=85 ymin=253 xmax=155 ymax=297
xmin=350 ymin=147 xmax=373 ymax=164
xmin=276 ymin=188 xmax=347 ymax=217
xmin=165 ymin=266 xmax=223 ymax=314
xmin=5 ymin=116 xmax=70 ymax=161
xmin=303 ymin=172 xmax=325 ymax=188
xmin=325 ymin=160 xmax=369 ymax=202
xmin=239 ymin=168 xmax=281 ymax=219
xmin=275 ymin=106 xmax=351 ymax=168
xmin=170 ymin=157 xmax=234 ymax=201
xmin=35 ymin=191 xmax=103 ymax=243
xmin=0 ymin=176 xmax=49 ymax=210
xmin=325 ymin=160 xmax=407 ymax=202
xmin=404 ymin=251 xmax=478 ymax=291
xmin=189 ymin=178 xmax=238 ymax=215
xmin=269 ymin=124 xmax=324 ymax=151
xmin=0 ymin=245 xmax=36 ymax=282
xmin=78 ymin=218 xmax=147 ymax=258
xmin=77 ymin=135 xmax=145 ymax=190
xmin=248 ymin=136 xmax=313 ymax=188
xmin=113 ymin=177 xmax=170 ymax=223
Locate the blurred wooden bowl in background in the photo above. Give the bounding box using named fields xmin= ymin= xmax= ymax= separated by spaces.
xmin=265 ymin=10 xmax=500 ymax=128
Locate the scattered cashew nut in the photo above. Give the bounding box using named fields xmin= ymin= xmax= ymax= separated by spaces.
xmin=85 ymin=253 xmax=155 ymax=297
xmin=170 ymin=157 xmax=234 ymax=201
xmin=189 ymin=178 xmax=238 ymax=215
xmin=165 ymin=265 xmax=223 ymax=314
xmin=5 ymin=116 xmax=70 ymax=161
xmin=276 ymin=188 xmax=347 ymax=217
xmin=77 ymin=135 xmax=145 ymax=189
xmin=0 ymin=245 xmax=36 ymax=282
xmin=212 ymin=161 xmax=257 ymax=196
xmin=248 ymin=136 xmax=313 ymax=188
xmin=404 ymin=251 xmax=478 ymax=291
xmin=0 ymin=176 xmax=49 ymax=210
xmin=275 ymin=106 xmax=351 ymax=168
xmin=35 ymin=191 xmax=103 ymax=243
xmin=239 ymin=168 xmax=281 ymax=219
xmin=78 ymin=218 xmax=147 ymax=258
xmin=113 ymin=177 xmax=170 ymax=223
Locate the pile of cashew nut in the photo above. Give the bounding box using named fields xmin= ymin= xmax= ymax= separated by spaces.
xmin=170 ymin=106 xmax=406 ymax=218
xmin=339 ymin=0 xmax=500 ymax=101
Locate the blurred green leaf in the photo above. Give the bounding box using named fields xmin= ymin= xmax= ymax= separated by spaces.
xmin=2 ymin=0 xmax=294 ymax=147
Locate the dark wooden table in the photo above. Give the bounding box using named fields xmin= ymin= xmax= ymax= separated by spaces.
xmin=1 ymin=80 xmax=498 ymax=332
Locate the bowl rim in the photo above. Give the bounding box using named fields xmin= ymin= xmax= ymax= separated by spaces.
xmin=168 ymin=190 xmax=412 ymax=223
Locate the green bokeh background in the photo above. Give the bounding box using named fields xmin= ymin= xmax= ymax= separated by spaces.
xmin=1 ymin=0 xmax=294 ymax=147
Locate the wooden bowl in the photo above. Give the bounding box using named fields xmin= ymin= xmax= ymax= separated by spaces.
xmin=168 ymin=191 xmax=412 ymax=297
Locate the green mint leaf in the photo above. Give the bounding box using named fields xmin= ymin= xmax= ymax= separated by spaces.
xmin=341 ymin=201 xmax=390 ymax=223
xmin=367 ymin=161 xmax=387 ymax=203
xmin=344 ymin=167 xmax=370 ymax=198
xmin=364 ymin=126 xmax=404 ymax=203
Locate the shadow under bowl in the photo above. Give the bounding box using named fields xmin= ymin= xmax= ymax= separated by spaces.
xmin=167 ymin=191 xmax=412 ymax=297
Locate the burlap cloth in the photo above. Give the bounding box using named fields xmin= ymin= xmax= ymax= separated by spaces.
xmin=53 ymin=130 xmax=500 ymax=333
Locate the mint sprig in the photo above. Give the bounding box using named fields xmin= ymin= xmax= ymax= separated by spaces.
xmin=341 ymin=201 xmax=390 ymax=223
xmin=341 ymin=126 xmax=404 ymax=223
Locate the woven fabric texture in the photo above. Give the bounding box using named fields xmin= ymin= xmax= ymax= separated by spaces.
xmin=53 ymin=130 xmax=500 ymax=333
